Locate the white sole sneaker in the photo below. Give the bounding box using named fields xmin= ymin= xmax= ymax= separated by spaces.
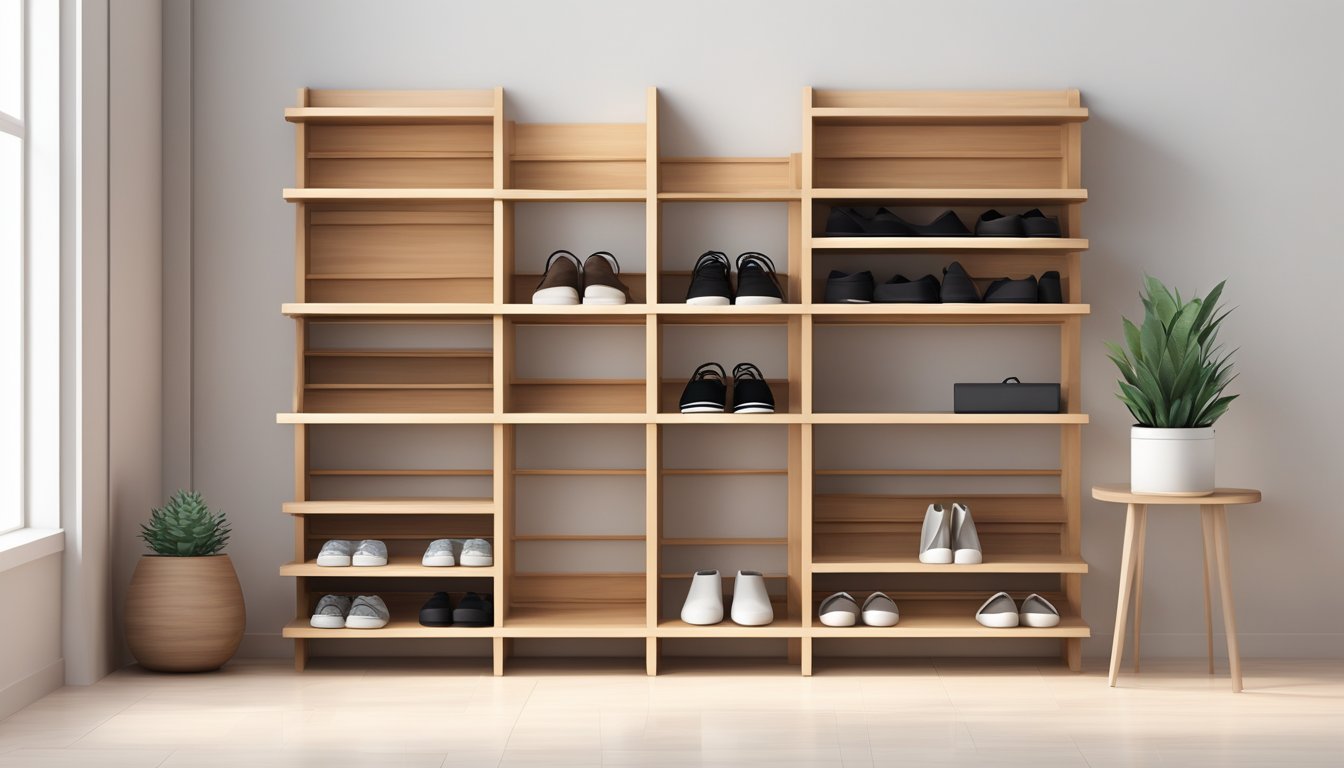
xmin=532 ymin=286 xmax=580 ymax=305
xmin=685 ymin=296 xmax=731 ymax=306
xmin=735 ymin=295 xmax=784 ymax=306
xmin=344 ymin=615 xmax=389 ymax=629
xmin=309 ymin=614 xmax=345 ymax=629
xmin=733 ymin=404 xmax=775 ymax=414
xmin=421 ymin=555 xmax=456 ymax=567
xmin=582 ymin=285 xmax=627 ymax=305
xmin=315 ymin=554 xmax=350 ymax=567
xmin=680 ymin=404 xmax=725 ymax=413
xmin=352 ymin=555 xmax=387 ymax=567
xmin=459 ymin=554 xmax=493 ymax=567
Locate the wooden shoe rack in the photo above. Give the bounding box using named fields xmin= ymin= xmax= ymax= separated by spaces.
xmin=279 ymin=87 xmax=1089 ymax=675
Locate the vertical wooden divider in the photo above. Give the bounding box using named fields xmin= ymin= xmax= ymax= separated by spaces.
xmin=1059 ymin=93 xmax=1085 ymax=670
xmin=493 ymin=423 xmax=513 ymax=676
xmin=291 ymin=86 xmax=310 ymax=672
xmin=645 ymin=86 xmax=662 ymax=675
xmin=645 ymin=423 xmax=661 ymax=676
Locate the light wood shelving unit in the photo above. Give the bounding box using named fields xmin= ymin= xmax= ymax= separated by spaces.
xmin=279 ymin=87 xmax=1089 ymax=675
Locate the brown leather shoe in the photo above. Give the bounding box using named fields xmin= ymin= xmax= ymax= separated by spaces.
xmin=532 ymin=250 xmax=581 ymax=305
xmin=582 ymin=252 xmax=630 ymax=305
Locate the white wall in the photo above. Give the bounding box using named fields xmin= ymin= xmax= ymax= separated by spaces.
xmin=173 ymin=0 xmax=1344 ymax=659
xmin=0 ymin=555 xmax=65 ymax=718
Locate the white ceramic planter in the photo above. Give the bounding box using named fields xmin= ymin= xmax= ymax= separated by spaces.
xmin=1131 ymin=426 xmax=1216 ymax=496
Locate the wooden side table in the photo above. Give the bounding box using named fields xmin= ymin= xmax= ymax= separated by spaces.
xmin=1092 ymin=483 xmax=1262 ymax=692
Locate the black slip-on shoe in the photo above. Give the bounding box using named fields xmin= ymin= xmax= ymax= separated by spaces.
xmin=532 ymin=250 xmax=581 ymax=305
xmin=735 ymin=252 xmax=785 ymax=305
xmin=452 ymin=592 xmax=493 ymax=627
xmin=975 ymin=209 xmax=1025 ymax=237
xmin=912 ymin=210 xmax=970 ymax=237
xmin=419 ymin=592 xmax=454 ymax=627
xmin=1022 ymin=208 xmax=1062 ymax=237
xmin=823 ymin=206 xmax=869 ymax=236
xmin=984 ymin=275 xmax=1040 ymax=303
xmin=686 ymin=251 xmax=733 ymax=306
xmin=874 ymin=273 xmax=941 ymax=303
xmin=731 ymin=363 xmax=776 ymax=414
xmin=940 ymin=261 xmax=982 ymax=303
xmin=823 ymin=270 xmax=875 ymax=303
xmin=1038 ymin=270 xmax=1063 ymax=303
xmin=823 ymin=207 xmax=913 ymax=236
xmin=680 ymin=363 xmax=727 ymax=413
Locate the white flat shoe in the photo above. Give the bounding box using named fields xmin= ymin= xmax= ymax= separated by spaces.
xmin=861 ymin=592 xmax=899 ymax=627
xmin=730 ymin=571 xmax=774 ymax=626
xmin=680 ymin=569 xmax=724 ymax=625
xmin=315 ymin=539 xmax=353 ymax=567
xmin=818 ymin=592 xmax=860 ymax=627
xmin=951 ymin=502 xmax=983 ymax=564
xmin=919 ymin=504 xmax=952 ymax=564
xmin=975 ymin=591 xmax=1020 ymax=628
xmin=1019 ymin=593 xmax=1060 ymax=628
xmin=351 ymin=539 xmax=388 ymax=567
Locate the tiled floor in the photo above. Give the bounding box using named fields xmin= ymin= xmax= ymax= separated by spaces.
xmin=1 ymin=658 xmax=1341 ymax=766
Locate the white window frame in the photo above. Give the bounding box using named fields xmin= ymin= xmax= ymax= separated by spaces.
xmin=0 ymin=0 xmax=64 ymax=569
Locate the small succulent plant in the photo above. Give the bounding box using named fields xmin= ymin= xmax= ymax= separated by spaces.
xmin=140 ymin=491 xmax=231 ymax=556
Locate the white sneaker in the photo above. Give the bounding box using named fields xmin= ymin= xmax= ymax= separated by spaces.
xmin=352 ymin=539 xmax=388 ymax=567
xmin=975 ymin=592 xmax=1020 ymax=628
xmin=1019 ymin=594 xmax=1060 ymax=628
xmin=861 ymin=592 xmax=900 ymax=627
xmin=459 ymin=538 xmax=493 ymax=567
xmin=421 ymin=539 xmax=456 ymax=567
xmin=316 ymin=540 xmax=353 ymax=567
xmin=951 ymin=502 xmax=983 ymax=564
xmin=730 ymin=571 xmax=774 ymax=626
xmin=680 ymin=569 xmax=724 ymax=625
xmin=818 ymin=592 xmax=860 ymax=627
xmin=345 ymin=595 xmax=390 ymax=629
xmin=918 ymin=504 xmax=953 ymax=564
xmin=310 ymin=594 xmax=351 ymax=628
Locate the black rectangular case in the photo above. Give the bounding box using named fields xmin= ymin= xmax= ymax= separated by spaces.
xmin=953 ymin=378 xmax=1061 ymax=414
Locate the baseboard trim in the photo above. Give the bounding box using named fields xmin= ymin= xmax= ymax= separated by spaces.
xmin=0 ymin=657 xmax=64 ymax=719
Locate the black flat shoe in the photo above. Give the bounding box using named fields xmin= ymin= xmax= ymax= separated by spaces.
xmin=823 ymin=207 xmax=913 ymax=236
xmin=679 ymin=363 xmax=727 ymax=413
xmin=731 ymin=363 xmax=776 ymax=414
xmin=911 ymin=210 xmax=970 ymax=237
xmin=419 ymin=592 xmax=454 ymax=627
xmin=686 ymin=251 xmax=733 ymax=306
xmin=1021 ymin=209 xmax=1061 ymax=237
xmin=874 ymin=274 xmax=940 ymax=303
xmin=940 ymin=262 xmax=981 ymax=303
xmin=1038 ymin=270 xmax=1063 ymax=303
xmin=452 ymin=592 xmax=493 ymax=627
xmin=984 ymin=275 xmax=1040 ymax=303
xmin=823 ymin=270 xmax=875 ymax=303
xmin=735 ymin=252 xmax=785 ymax=305
xmin=975 ymin=209 xmax=1025 ymax=237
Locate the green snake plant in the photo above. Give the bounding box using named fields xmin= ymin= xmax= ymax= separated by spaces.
xmin=139 ymin=490 xmax=232 ymax=556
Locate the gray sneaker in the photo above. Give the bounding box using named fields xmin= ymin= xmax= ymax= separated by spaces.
xmin=310 ymin=594 xmax=352 ymax=628
xmin=459 ymin=538 xmax=493 ymax=567
xmin=352 ymin=539 xmax=388 ymax=567
xmin=422 ymin=538 xmax=456 ymax=567
xmin=346 ymin=595 xmax=390 ymax=629
xmin=316 ymin=539 xmax=353 ymax=567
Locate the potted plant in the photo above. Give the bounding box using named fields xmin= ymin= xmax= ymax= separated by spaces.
xmin=1106 ymin=277 xmax=1237 ymax=496
xmin=124 ymin=491 xmax=245 ymax=671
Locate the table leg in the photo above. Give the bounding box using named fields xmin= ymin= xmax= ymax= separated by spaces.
xmin=1211 ymin=505 xmax=1243 ymax=692
xmin=1200 ymin=507 xmax=1217 ymax=675
xmin=1109 ymin=503 xmax=1144 ymax=687
xmin=1133 ymin=509 xmax=1148 ymax=672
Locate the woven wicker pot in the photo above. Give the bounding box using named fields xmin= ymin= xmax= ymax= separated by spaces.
xmin=125 ymin=554 xmax=245 ymax=672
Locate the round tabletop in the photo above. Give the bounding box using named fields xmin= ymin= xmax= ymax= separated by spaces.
xmin=1092 ymin=484 xmax=1262 ymax=506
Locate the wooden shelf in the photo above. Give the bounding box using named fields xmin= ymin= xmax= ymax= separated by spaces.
xmin=657 ymin=191 xmax=800 ymax=201
xmin=809 ymin=598 xmax=1088 ymax=638
xmin=498 ymin=189 xmax=647 ymax=201
xmin=501 ymin=603 xmax=648 ymax=637
xmin=282 ymin=499 xmax=495 ymax=516
xmin=809 ymin=412 xmax=1089 ymax=425
xmin=811 ymin=236 xmax=1087 ymax=252
xmin=809 ymin=188 xmax=1088 ymax=204
xmin=283 ymin=188 xmax=496 ymax=202
xmin=281 ymin=556 xmax=499 ymax=577
xmin=285 ymin=106 xmax=495 ymax=124
xmin=283 ymin=303 xmax=496 ymax=318
xmin=282 ymin=619 xmax=496 ymax=639
xmin=278 ymin=412 xmax=497 ymax=424
xmin=808 ymin=303 xmax=1089 ymax=324
xmin=810 ymin=554 xmax=1088 ymax=574
xmin=653 ymin=413 xmax=807 ymax=424
xmin=655 ymin=618 xmax=804 ymax=638
xmin=810 ymin=106 xmax=1088 ymax=125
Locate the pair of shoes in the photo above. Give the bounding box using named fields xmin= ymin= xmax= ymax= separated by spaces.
xmin=532 ymin=250 xmax=631 ymax=305
xmin=685 ymin=251 xmax=785 ymax=305
xmin=824 ymin=207 xmax=1061 ymax=238
xmin=419 ymin=592 xmax=493 ymax=627
xmin=975 ymin=592 xmax=1060 ymax=628
xmin=317 ymin=539 xmax=387 ymax=567
xmin=817 ymin=592 xmax=899 ymax=627
xmin=679 ymin=363 xmax=775 ymax=414
xmin=680 ymin=570 xmax=773 ymax=626
xmin=310 ymin=594 xmax=389 ymax=629
xmin=823 ymin=271 xmax=940 ymax=304
xmin=974 ymin=209 xmax=1061 ymax=237
xmin=421 ymin=538 xmax=493 ymax=567
xmin=919 ymin=503 xmax=982 ymax=564
xmin=825 ymin=208 xmax=970 ymax=237
xmin=943 ymin=261 xmax=1063 ymax=303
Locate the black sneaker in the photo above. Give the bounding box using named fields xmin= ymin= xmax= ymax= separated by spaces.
xmin=679 ymin=363 xmax=727 ymax=413
xmin=731 ymin=363 xmax=776 ymax=414
xmin=940 ymin=262 xmax=982 ymax=303
xmin=874 ymin=274 xmax=941 ymax=303
xmin=419 ymin=592 xmax=454 ymax=627
xmin=735 ymin=252 xmax=784 ymax=305
xmin=984 ymin=275 xmax=1039 ymax=303
xmin=1038 ymin=270 xmax=1063 ymax=303
xmin=975 ymin=209 xmax=1025 ymax=237
xmin=823 ymin=270 xmax=875 ymax=303
xmin=452 ymin=592 xmax=493 ymax=627
xmin=1021 ymin=209 xmax=1062 ymax=237
xmin=911 ymin=210 xmax=970 ymax=236
xmin=686 ymin=251 xmax=733 ymax=306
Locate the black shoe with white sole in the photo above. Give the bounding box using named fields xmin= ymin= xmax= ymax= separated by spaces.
xmin=679 ymin=363 xmax=728 ymax=413
xmin=735 ymin=252 xmax=784 ymax=305
xmin=823 ymin=270 xmax=875 ymax=303
xmin=731 ymin=363 xmax=775 ymax=414
xmin=686 ymin=251 xmax=733 ymax=306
